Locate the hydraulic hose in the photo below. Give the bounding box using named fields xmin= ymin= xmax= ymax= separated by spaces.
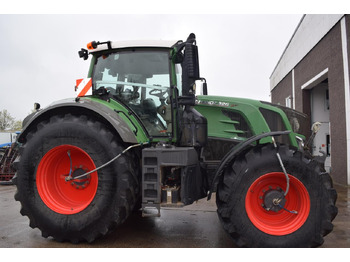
xmin=65 ymin=142 xmax=149 ymax=182
xmin=271 ymin=137 xmax=290 ymax=196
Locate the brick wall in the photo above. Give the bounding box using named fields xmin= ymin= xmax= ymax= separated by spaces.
xmin=271 ymin=17 xmax=348 ymax=184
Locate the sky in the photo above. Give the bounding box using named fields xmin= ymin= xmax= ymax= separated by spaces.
xmin=2 ymin=0 xmax=347 ymax=122
xmin=0 ymin=13 xmax=304 ymax=121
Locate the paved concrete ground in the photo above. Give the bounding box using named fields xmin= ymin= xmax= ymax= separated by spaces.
xmin=0 ymin=184 xmax=349 ymax=248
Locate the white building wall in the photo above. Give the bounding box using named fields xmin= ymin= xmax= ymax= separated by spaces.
xmin=270 ymin=14 xmax=344 ymax=90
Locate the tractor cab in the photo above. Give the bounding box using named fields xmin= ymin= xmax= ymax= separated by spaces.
xmin=91 ymin=49 xmax=174 ymax=137
xmin=81 ymin=34 xmax=207 ymax=147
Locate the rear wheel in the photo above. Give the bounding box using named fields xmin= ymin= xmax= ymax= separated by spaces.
xmin=14 ymin=114 xmax=139 ymax=243
xmin=216 ymin=143 xmax=337 ymax=247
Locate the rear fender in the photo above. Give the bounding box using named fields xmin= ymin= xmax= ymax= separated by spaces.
xmin=208 ymin=130 xmax=291 ymax=200
xmin=18 ymin=98 xmax=138 ymax=144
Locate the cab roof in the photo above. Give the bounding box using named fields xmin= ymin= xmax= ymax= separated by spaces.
xmin=89 ymin=39 xmax=179 ymax=53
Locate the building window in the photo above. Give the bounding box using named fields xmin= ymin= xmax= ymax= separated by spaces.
xmin=285 ymin=96 xmax=292 ymax=108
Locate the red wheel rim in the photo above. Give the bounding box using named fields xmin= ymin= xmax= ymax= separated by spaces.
xmin=36 ymin=145 xmax=98 ymax=214
xmin=245 ymin=172 xmax=310 ymax=235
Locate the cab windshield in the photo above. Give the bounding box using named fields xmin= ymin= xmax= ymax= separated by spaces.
xmin=92 ymin=50 xmax=172 ymax=137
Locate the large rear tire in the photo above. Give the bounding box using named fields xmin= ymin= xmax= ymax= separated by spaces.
xmin=216 ymin=143 xmax=337 ymax=247
xmin=14 ymin=114 xmax=139 ymax=243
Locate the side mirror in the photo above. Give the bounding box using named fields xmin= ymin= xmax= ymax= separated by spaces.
xmin=197 ymin=78 xmax=207 ymax=95
xmin=202 ymin=82 xmax=208 ymax=95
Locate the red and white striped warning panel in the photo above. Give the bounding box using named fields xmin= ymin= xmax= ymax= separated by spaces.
xmin=75 ymin=78 xmax=92 ymax=97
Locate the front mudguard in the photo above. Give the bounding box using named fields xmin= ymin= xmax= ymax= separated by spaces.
xmin=208 ymin=130 xmax=291 ymax=200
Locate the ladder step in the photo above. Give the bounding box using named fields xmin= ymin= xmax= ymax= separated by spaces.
xmin=142 ymin=203 xmax=160 ymax=217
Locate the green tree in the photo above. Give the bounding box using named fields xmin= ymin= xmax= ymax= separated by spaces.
xmin=12 ymin=120 xmax=23 ymax=131
xmin=0 ymin=109 xmax=15 ymax=131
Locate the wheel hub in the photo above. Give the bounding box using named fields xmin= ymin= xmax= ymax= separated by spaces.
xmin=263 ymin=188 xmax=286 ymax=212
xmin=69 ymin=166 xmax=91 ymax=189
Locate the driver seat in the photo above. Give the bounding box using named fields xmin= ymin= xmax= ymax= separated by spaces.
xmin=142 ymin=98 xmax=157 ymax=117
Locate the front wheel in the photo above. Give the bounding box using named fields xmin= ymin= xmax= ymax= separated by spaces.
xmin=216 ymin=144 xmax=337 ymax=247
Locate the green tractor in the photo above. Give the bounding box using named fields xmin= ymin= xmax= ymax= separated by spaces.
xmin=13 ymin=33 xmax=337 ymax=247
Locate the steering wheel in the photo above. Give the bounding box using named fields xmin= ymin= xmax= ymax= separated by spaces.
xmin=149 ymin=89 xmax=167 ymax=99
